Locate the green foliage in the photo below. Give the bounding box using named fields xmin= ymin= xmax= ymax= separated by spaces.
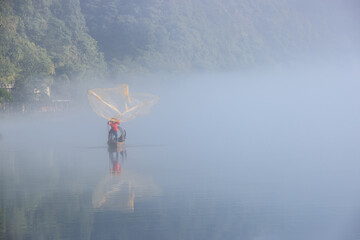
xmin=1 ymin=0 xmax=325 ymax=101
xmin=0 ymin=89 xmax=12 ymax=103
xmin=0 ymin=0 xmax=106 ymax=102
xmin=80 ymin=0 xmax=315 ymax=74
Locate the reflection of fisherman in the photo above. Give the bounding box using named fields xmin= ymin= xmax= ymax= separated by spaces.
xmin=107 ymin=118 xmax=126 ymax=143
xmin=109 ymin=150 xmax=127 ymax=176
xmin=109 ymin=151 xmax=121 ymax=175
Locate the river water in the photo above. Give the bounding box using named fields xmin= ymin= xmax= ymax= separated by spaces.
xmin=1 ymin=66 xmax=360 ymax=240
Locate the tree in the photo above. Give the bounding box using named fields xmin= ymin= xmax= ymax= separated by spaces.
xmin=0 ymin=0 xmax=107 ymax=102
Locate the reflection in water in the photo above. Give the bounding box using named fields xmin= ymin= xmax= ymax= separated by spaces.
xmin=92 ymin=145 xmax=161 ymax=213
xmin=0 ymin=147 xmax=95 ymax=240
xmin=109 ymin=149 xmax=127 ymax=176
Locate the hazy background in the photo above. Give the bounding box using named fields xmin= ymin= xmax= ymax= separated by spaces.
xmin=1 ymin=0 xmax=360 ymax=239
xmin=1 ymin=58 xmax=360 ymax=239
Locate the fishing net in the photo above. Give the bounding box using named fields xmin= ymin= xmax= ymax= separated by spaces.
xmin=88 ymin=84 xmax=159 ymax=122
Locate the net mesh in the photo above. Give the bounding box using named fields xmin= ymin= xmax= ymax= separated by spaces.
xmin=88 ymin=84 xmax=159 ymax=122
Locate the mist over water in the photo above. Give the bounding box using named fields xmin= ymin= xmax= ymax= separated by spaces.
xmin=1 ymin=0 xmax=359 ymax=238
xmin=1 ymin=57 xmax=360 ymax=239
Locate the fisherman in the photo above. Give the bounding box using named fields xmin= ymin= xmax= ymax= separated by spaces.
xmin=108 ymin=118 xmax=120 ymax=143
xmin=107 ymin=118 xmax=126 ymax=143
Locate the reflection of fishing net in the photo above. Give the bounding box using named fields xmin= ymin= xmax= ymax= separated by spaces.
xmin=88 ymin=84 xmax=159 ymax=122
xmin=92 ymin=171 xmax=162 ymax=212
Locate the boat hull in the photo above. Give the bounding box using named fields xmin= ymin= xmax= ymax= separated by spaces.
xmin=108 ymin=141 xmax=126 ymax=152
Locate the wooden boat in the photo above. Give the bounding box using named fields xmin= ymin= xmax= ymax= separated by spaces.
xmin=108 ymin=141 xmax=126 ymax=152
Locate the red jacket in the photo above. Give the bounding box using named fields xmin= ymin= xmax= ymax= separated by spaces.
xmin=108 ymin=121 xmax=120 ymax=131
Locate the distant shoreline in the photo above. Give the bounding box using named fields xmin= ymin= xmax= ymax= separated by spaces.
xmin=0 ymin=100 xmax=73 ymax=114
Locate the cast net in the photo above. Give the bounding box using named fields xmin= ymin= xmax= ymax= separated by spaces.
xmin=88 ymin=84 xmax=159 ymax=122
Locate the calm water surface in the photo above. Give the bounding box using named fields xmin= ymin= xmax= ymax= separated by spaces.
xmin=1 ymin=68 xmax=360 ymax=240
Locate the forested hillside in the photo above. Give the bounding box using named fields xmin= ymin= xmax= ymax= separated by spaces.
xmin=0 ymin=0 xmax=106 ymax=102
xmin=80 ymin=0 xmax=314 ymax=74
xmin=0 ymin=0 xmax=358 ymax=103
